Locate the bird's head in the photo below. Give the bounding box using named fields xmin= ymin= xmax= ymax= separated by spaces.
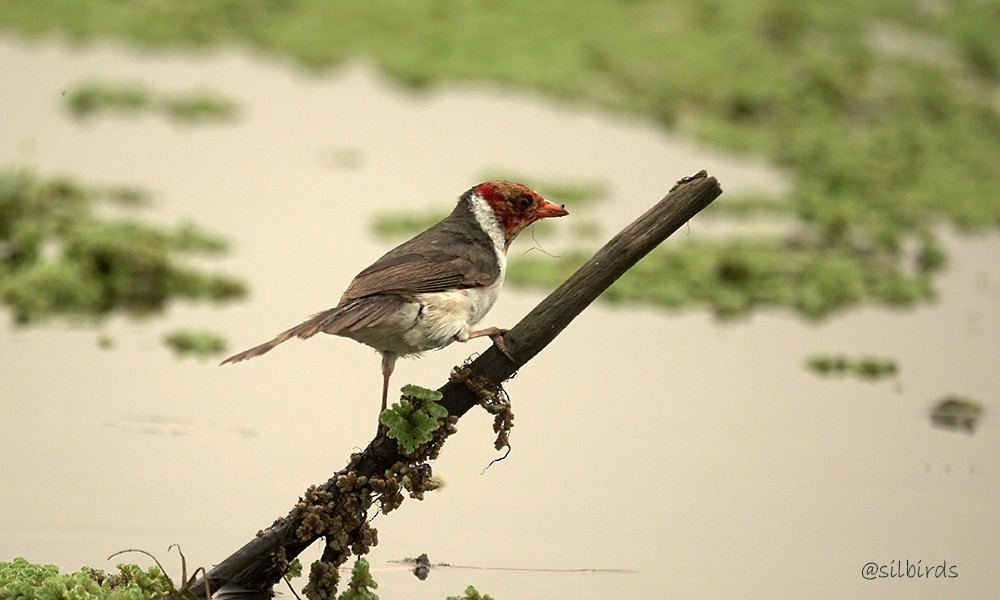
xmin=473 ymin=180 xmax=569 ymax=249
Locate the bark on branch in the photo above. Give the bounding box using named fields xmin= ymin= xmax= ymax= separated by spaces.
xmin=189 ymin=171 xmax=722 ymax=596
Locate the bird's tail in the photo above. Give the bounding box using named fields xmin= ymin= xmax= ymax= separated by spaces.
xmin=219 ymin=296 xmax=405 ymax=365
xmin=219 ymin=307 xmax=344 ymax=365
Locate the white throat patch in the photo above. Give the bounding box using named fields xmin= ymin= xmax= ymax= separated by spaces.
xmin=468 ymin=193 xmax=507 ymax=255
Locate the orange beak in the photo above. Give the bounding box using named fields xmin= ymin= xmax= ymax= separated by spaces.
xmin=535 ymin=199 xmax=569 ymax=219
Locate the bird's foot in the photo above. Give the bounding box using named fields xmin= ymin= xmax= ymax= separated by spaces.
xmin=467 ymin=326 xmax=514 ymax=363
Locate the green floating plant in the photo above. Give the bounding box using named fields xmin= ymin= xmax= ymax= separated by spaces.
xmin=0 ymin=557 xmax=173 ymax=600
xmin=447 ymin=585 xmax=496 ymax=600
xmin=163 ymin=328 xmax=228 ymax=358
xmin=379 ymin=385 xmax=448 ymax=454
xmin=338 ymin=558 xmax=378 ymax=600
xmin=64 ymin=80 xmax=238 ymax=124
xmin=160 ymin=91 xmax=239 ymax=123
xmin=285 ymin=558 xmax=303 ymax=580
xmin=0 ymin=167 xmax=246 ymax=326
xmin=65 ymin=81 xmax=151 ymax=118
xmin=806 ymin=354 xmax=898 ymax=380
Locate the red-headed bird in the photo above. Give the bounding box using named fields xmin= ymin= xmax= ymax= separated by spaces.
xmin=221 ymin=180 xmax=568 ymax=412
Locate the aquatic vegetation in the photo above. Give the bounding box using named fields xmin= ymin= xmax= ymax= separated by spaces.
xmin=0 ymin=557 xmax=173 ymax=600
xmin=507 ymin=233 xmax=937 ymax=320
xmin=3 ymin=2 xmax=998 ymax=319
xmin=447 ymin=586 xmax=496 ymax=600
xmin=160 ymin=90 xmax=238 ymax=123
xmin=379 ymin=384 xmax=449 ymax=455
xmin=163 ymin=329 xmax=228 ymax=358
xmin=375 ymin=166 xmax=944 ymax=320
xmin=65 ymin=81 xmax=152 ymax=117
xmin=806 ymin=354 xmax=899 ymax=380
xmin=298 ymin=394 xmax=455 ymax=598
xmin=0 ymin=167 xmax=245 ymax=331
xmin=337 ymin=558 xmax=378 ymax=600
xmin=65 ymin=80 xmax=238 ymax=123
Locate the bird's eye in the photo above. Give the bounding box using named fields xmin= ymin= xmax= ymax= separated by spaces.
xmin=518 ymin=196 xmax=532 ymax=209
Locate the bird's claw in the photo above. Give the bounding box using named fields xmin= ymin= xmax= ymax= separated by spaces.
xmin=488 ymin=329 xmax=515 ymax=363
xmin=467 ymin=326 xmax=515 ymax=363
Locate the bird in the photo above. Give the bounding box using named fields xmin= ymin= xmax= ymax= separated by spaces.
xmin=221 ymin=180 xmax=569 ymax=414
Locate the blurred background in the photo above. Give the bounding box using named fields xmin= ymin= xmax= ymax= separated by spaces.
xmin=1 ymin=2 xmax=998 ymax=598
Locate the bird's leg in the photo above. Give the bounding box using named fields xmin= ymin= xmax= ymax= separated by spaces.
xmin=380 ymin=351 xmax=398 ymax=413
xmin=465 ymin=326 xmax=514 ymax=362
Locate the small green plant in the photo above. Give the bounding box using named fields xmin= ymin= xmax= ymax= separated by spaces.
xmin=0 ymin=556 xmax=174 ymax=600
xmin=805 ymin=354 xmax=899 ymax=380
xmin=447 ymin=585 xmax=496 ymax=600
xmin=163 ymin=328 xmax=228 ymax=358
xmin=337 ymin=558 xmax=378 ymax=600
xmin=65 ymin=81 xmax=152 ymax=118
xmin=379 ymin=384 xmax=448 ymax=454
xmin=161 ymin=91 xmax=239 ymax=123
xmin=64 ymin=80 xmax=238 ymax=124
xmin=285 ymin=558 xmax=303 ymax=579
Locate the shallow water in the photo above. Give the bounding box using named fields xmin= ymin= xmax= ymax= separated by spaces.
xmin=1 ymin=36 xmax=997 ymax=599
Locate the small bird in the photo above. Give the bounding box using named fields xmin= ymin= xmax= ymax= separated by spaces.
xmin=221 ymin=180 xmax=568 ymax=413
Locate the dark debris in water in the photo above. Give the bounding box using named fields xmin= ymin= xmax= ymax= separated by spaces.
xmin=930 ymin=395 xmax=983 ymax=434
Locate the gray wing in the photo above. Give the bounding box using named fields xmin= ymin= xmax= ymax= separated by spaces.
xmin=340 ymin=211 xmax=500 ymax=301
xmin=220 ymin=206 xmax=500 ymax=365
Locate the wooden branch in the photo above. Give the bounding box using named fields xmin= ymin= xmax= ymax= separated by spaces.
xmin=188 ymin=171 xmax=722 ymax=596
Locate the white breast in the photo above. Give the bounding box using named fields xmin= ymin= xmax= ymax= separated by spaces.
xmin=339 ymin=265 xmax=505 ymax=357
xmin=404 ymin=268 xmax=504 ymax=352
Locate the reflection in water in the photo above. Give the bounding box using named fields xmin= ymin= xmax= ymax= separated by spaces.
xmin=389 ymin=553 xmax=639 ymax=580
xmin=101 ymin=415 xmax=258 ymax=438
